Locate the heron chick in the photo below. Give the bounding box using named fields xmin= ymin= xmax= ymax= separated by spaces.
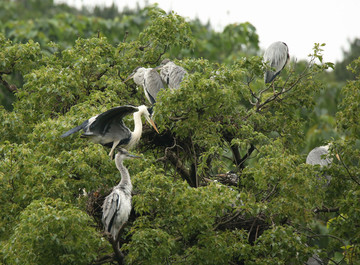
xmin=263 ymin=41 xmax=290 ymax=83
xmin=61 ymin=105 xmax=159 ymax=158
xmin=102 ymin=148 xmax=141 ymax=241
xmin=124 ymin=67 xmax=164 ymax=105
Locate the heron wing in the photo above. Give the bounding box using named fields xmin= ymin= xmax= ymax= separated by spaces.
xmin=61 ymin=119 xmax=89 ymax=138
xmin=169 ymin=66 xmax=187 ymax=89
xmin=102 ymin=190 xmax=121 ymax=233
xmin=89 ymin=105 xmax=138 ymax=135
xmin=144 ymin=68 xmax=164 ymax=104
xmin=159 ymin=66 xmax=170 ymax=86
xmin=264 ymin=42 xmax=289 ymax=83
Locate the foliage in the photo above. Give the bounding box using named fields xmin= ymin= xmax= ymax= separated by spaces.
xmin=0 ymin=1 xmax=359 ymax=265
xmin=2 ymin=198 xmax=106 ymax=265
xmin=334 ymin=38 xmax=360 ymax=82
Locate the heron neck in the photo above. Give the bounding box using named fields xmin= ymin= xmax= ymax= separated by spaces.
xmin=128 ymin=111 xmax=142 ymax=149
xmin=115 ymin=159 xmax=132 ymax=191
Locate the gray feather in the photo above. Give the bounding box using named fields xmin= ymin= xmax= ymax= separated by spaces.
xmin=264 ymin=41 xmax=289 ymax=83
xmin=61 ymin=120 xmax=88 ymax=138
xmin=144 ymin=68 xmax=164 ymax=104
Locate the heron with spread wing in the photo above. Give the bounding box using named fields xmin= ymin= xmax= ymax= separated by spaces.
xmin=61 ymin=105 xmax=159 ymax=158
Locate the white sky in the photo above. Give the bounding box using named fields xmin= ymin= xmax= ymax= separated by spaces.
xmin=62 ymin=0 xmax=360 ymax=63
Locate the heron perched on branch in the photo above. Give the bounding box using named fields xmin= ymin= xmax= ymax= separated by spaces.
xmin=124 ymin=67 xmax=164 ymax=105
xmin=156 ymin=59 xmax=187 ymax=89
xmin=61 ymin=105 xmax=159 ymax=158
xmin=102 ymin=148 xmax=140 ymax=241
xmin=263 ymin=41 xmax=290 ymax=83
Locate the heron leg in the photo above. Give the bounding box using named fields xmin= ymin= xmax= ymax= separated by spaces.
xmin=109 ymin=140 xmax=121 ymax=159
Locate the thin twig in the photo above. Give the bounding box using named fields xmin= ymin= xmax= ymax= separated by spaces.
xmin=336 ymin=152 xmax=360 ymax=186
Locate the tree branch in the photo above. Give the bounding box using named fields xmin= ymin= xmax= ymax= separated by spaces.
xmin=336 ymin=152 xmax=360 ymax=186
xmin=0 ymin=74 xmax=18 ymax=93
xmin=108 ymin=234 xmax=124 ymax=265
xmin=143 ymin=45 xmax=168 ymax=65
xmin=313 ymin=206 xmax=339 ymax=214
xmin=238 ymin=144 xmax=256 ymax=170
xmin=159 ymin=148 xmax=195 ymax=187
xmin=91 ymin=254 xmax=115 ymax=265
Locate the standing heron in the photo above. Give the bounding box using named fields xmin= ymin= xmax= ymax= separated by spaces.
xmin=156 ymin=59 xmax=187 ymax=89
xmin=61 ymin=105 xmax=159 ymax=158
xmin=102 ymin=148 xmax=140 ymax=241
xmin=124 ymin=67 xmax=164 ymax=105
xmin=263 ymin=41 xmax=290 ymax=83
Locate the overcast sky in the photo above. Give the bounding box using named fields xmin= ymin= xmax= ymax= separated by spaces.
xmin=62 ymin=0 xmax=360 ymax=63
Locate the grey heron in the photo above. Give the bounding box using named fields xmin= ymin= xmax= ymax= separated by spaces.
xmin=102 ymin=148 xmax=140 ymax=241
xmin=306 ymin=144 xmax=339 ymax=185
xmin=306 ymin=144 xmax=333 ymax=167
xmin=263 ymin=41 xmax=290 ymax=83
xmin=61 ymin=105 xmax=159 ymax=158
xmin=124 ymin=67 xmax=164 ymax=105
xmin=156 ymin=59 xmax=187 ymax=89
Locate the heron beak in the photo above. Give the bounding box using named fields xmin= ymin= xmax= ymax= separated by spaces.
xmin=148 ymin=118 xmax=159 ymax=134
xmin=335 ymin=153 xmax=340 ymax=161
xmin=153 ymin=65 xmax=163 ymax=70
xmin=123 ymin=73 xmax=134 ymax=83
xmin=128 ymin=154 xmax=142 ymax=159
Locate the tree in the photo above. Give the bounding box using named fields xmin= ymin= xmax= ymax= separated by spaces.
xmin=334 ymin=38 xmax=360 ymax=82
xmin=0 ymin=4 xmax=359 ymax=265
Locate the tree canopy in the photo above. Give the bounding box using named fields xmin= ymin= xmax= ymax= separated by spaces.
xmin=1 ymin=1 xmax=359 ymax=264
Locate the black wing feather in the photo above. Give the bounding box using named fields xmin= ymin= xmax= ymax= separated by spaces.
xmin=89 ymin=105 xmax=138 ymax=134
xmin=61 ymin=120 xmax=89 ymax=138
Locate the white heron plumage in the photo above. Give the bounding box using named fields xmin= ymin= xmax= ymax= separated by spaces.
xmin=263 ymin=41 xmax=290 ymax=83
xmin=306 ymin=144 xmax=339 ymax=185
xmin=102 ymin=148 xmax=140 ymax=240
xmin=61 ymin=105 xmax=159 ymax=158
xmin=306 ymin=144 xmax=333 ymax=167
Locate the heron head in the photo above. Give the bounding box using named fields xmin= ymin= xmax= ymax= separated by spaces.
xmin=160 ymin=58 xmax=171 ymax=65
xmin=124 ymin=67 xmax=145 ymax=83
xmin=115 ymin=147 xmax=141 ymax=160
xmin=137 ymin=105 xmax=159 ymax=134
xmin=154 ymin=59 xmax=171 ymax=70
